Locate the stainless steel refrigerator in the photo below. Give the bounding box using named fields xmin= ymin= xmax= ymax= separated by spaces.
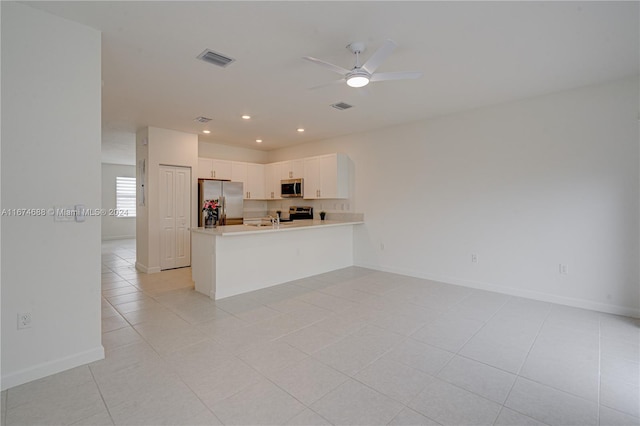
xmin=198 ymin=179 xmax=244 ymax=226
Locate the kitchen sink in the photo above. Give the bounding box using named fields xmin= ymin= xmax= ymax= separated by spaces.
xmin=244 ymin=218 xmax=308 ymax=228
xmin=244 ymin=217 xmax=297 ymax=227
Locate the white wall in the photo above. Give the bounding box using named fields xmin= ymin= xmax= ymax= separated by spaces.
xmin=269 ymin=77 xmax=640 ymax=317
xmin=102 ymin=164 xmax=136 ymax=240
xmin=198 ymin=140 xmax=269 ymax=164
xmin=1 ymin=2 xmax=103 ymax=389
xmin=136 ymin=127 xmax=198 ymax=273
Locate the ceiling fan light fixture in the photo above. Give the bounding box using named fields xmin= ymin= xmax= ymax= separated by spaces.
xmin=346 ymin=74 xmax=370 ymax=88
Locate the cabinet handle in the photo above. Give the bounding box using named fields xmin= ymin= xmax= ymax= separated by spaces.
xmin=289 ymin=171 xmax=293 ymax=178
xmin=213 ymin=171 xmax=216 ymax=178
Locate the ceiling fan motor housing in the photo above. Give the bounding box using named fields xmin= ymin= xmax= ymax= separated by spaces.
xmin=346 ymin=69 xmax=371 ymax=87
xmin=346 ymin=42 xmax=366 ymax=55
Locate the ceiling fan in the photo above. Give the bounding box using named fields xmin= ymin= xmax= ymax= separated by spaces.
xmin=303 ymin=39 xmax=422 ymax=89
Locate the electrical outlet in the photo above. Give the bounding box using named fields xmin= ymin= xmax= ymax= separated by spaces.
xmin=559 ymin=264 xmax=568 ymax=275
xmin=471 ymin=253 xmax=478 ymax=263
xmin=17 ymin=312 xmax=32 ymax=330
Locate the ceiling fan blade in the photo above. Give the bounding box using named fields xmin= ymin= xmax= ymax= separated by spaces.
xmin=370 ymin=71 xmax=423 ymax=82
xmin=302 ymin=56 xmax=350 ymax=75
xmin=361 ymin=39 xmax=397 ymax=74
xmin=308 ymin=79 xmax=345 ymax=90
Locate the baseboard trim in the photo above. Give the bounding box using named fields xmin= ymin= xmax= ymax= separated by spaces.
xmin=355 ymin=262 xmax=640 ymax=319
xmin=135 ymin=262 xmax=161 ymax=274
xmin=1 ymin=346 xmax=104 ymax=391
xmin=101 ymin=235 xmax=135 ymax=241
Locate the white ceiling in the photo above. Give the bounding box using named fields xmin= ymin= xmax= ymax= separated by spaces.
xmin=25 ymin=1 xmax=640 ymax=165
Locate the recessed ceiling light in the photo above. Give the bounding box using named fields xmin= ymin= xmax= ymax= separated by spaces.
xmin=256 ymin=139 xmax=262 ymax=143
xmin=297 ymin=128 xmax=305 ymax=133
xmin=242 ymin=115 xmax=251 ymax=120
xmin=202 ymin=130 xmax=211 ymax=134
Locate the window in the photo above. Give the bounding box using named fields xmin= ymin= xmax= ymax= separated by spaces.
xmin=116 ymin=176 xmax=136 ymax=217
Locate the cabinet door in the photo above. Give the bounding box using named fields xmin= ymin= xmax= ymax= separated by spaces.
xmin=200 ymin=158 xmax=232 ymax=180
xmin=246 ymin=163 xmax=265 ymax=199
xmin=198 ymin=158 xmax=213 ymax=179
xmin=303 ymin=157 xmax=320 ymax=199
xmin=280 ymin=160 xmax=304 ymax=179
xmin=231 ymin=162 xmax=248 ymax=183
xmin=211 ymin=160 xmax=232 ymax=180
xmin=303 ymin=154 xmax=348 ymax=199
xmin=319 ymin=155 xmax=338 ymax=199
xmin=290 ymin=160 xmax=304 ymax=179
xmin=264 ymin=163 xmax=282 ymax=200
xmin=280 ymin=161 xmax=292 ymax=180
xmin=318 ymin=153 xmax=348 ymax=199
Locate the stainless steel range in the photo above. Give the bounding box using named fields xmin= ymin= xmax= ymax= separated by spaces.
xmin=287 ymin=206 xmax=313 ymax=220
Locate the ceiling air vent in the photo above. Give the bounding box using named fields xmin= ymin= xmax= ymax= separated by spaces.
xmin=194 ymin=116 xmax=212 ymax=123
xmin=331 ymin=102 xmax=353 ymax=111
xmin=197 ymin=49 xmax=235 ymax=68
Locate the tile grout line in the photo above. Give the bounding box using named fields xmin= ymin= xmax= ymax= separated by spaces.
xmin=97 ymin=247 xmax=627 ymax=426
xmin=86 ymin=365 xmax=116 ymax=426
xmin=490 ymin=303 xmax=553 ymax=426
xmin=445 ymin=299 xmax=511 ymax=425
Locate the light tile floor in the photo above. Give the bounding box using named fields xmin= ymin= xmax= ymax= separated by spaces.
xmin=2 ymin=239 xmax=639 ymax=425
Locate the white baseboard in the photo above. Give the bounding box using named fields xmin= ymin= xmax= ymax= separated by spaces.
xmin=1 ymin=346 xmax=104 ymax=391
xmin=135 ymin=262 xmax=161 ymax=274
xmin=101 ymin=235 xmax=135 ymax=241
xmin=355 ymin=261 xmax=640 ymax=319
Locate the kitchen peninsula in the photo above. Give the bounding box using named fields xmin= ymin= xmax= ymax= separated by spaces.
xmin=191 ymin=220 xmax=363 ymax=299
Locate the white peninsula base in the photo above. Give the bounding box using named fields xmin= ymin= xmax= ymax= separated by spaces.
xmin=191 ymin=221 xmax=362 ymax=300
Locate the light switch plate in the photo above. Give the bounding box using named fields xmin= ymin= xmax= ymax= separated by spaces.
xmin=53 ymin=206 xmax=75 ymax=222
xmin=75 ymin=204 xmax=85 ymax=222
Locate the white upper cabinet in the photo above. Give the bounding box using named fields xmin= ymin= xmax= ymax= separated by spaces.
xmin=246 ymin=163 xmax=265 ymax=200
xmin=198 ymin=158 xmax=232 ymax=180
xmin=199 ymin=154 xmax=348 ymax=200
xmin=303 ymin=153 xmax=348 ymax=199
xmin=303 ymin=157 xmax=320 ymax=199
xmin=231 ymin=161 xmax=247 ymax=183
xmin=232 ymin=161 xmax=265 ymax=199
xmin=280 ymin=159 xmax=304 ymax=180
xmin=264 ymin=163 xmax=282 ymax=200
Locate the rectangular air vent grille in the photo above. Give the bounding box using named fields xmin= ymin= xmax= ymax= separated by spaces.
xmin=331 ymin=102 xmax=353 ymax=110
xmin=194 ymin=116 xmax=212 ymax=123
xmin=197 ymin=49 xmax=235 ymax=68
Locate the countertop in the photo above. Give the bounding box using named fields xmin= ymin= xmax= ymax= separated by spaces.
xmin=191 ymin=219 xmax=364 ymax=237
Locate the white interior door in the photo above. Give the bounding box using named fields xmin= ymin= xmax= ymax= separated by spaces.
xmin=159 ymin=165 xmax=191 ymax=270
xmin=174 ymin=167 xmax=191 ymax=268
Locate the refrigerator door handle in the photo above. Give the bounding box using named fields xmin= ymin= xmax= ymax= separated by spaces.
xmin=220 ymin=195 xmax=225 ymax=225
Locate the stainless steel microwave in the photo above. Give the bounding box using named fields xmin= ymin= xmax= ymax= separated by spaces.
xmin=281 ymin=178 xmax=303 ymax=198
